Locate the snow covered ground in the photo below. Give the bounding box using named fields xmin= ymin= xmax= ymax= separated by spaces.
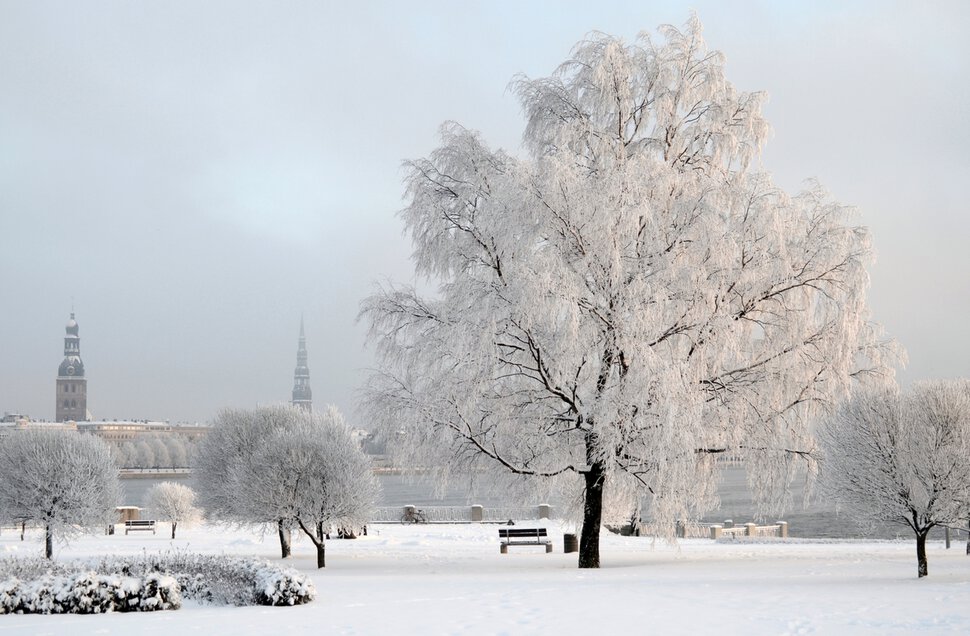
xmin=2 ymin=521 xmax=969 ymax=635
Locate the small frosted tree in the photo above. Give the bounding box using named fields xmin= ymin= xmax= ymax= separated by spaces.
xmin=134 ymin=439 xmax=154 ymax=469
xmin=146 ymin=481 xmax=200 ymax=539
xmin=150 ymin=437 xmax=172 ymax=469
xmin=164 ymin=436 xmax=189 ymax=468
xmin=229 ymin=406 xmax=377 ymax=568
xmin=0 ymin=429 xmax=120 ymax=558
xmin=195 ymin=404 xmax=301 ymax=557
xmin=196 ymin=403 xmax=376 ymax=563
xmin=107 ymin=440 xmax=127 ymax=468
xmin=115 ymin=441 xmax=137 ymax=468
xmin=362 ymin=15 xmax=898 ymax=568
xmin=819 ymin=380 xmax=970 ymax=577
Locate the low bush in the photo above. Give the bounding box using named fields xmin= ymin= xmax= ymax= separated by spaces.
xmin=0 ymin=552 xmax=314 ymax=613
xmin=96 ymin=553 xmax=315 ymax=606
xmin=252 ymin=563 xmax=316 ymax=606
xmin=0 ymin=571 xmax=180 ymax=614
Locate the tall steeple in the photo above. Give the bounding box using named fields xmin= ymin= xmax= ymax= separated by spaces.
xmin=291 ymin=316 xmax=312 ymax=412
xmin=56 ymin=312 xmax=88 ymax=422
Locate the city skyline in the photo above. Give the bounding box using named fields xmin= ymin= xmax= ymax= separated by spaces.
xmin=3 ymin=311 xmax=315 ymax=424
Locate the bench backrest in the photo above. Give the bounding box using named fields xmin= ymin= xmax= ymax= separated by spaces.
xmin=499 ymin=528 xmax=547 ymax=539
xmin=125 ymin=520 xmax=154 ymax=526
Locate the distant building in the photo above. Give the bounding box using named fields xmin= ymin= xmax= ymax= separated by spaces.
xmin=0 ymin=415 xmax=78 ymax=439
xmin=55 ymin=312 xmax=88 ymax=422
xmin=0 ymin=314 xmax=211 ymax=455
xmin=0 ymin=416 xmax=207 ymax=441
xmin=77 ymin=420 xmax=208 ymax=442
xmin=291 ymin=317 xmax=312 ymax=412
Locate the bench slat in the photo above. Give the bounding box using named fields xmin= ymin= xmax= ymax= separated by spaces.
xmin=499 ymin=528 xmax=547 ymax=538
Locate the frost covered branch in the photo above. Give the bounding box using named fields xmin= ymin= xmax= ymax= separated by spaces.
xmin=361 ymin=15 xmax=900 ymax=569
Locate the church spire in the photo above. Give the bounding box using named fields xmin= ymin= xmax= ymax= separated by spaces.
xmin=291 ymin=316 xmax=312 ymax=412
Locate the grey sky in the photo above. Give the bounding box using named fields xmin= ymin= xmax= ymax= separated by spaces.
xmin=1 ymin=1 xmax=967 ymax=425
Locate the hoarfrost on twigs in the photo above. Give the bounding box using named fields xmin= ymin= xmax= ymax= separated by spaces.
xmin=362 ymin=14 xmax=900 ymax=568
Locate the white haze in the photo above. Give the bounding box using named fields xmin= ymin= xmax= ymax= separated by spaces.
xmin=0 ymin=1 xmax=967 ymax=424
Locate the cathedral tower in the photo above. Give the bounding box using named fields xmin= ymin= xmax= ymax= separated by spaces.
xmin=55 ymin=312 xmax=88 ymax=422
xmin=291 ymin=317 xmax=312 ymax=412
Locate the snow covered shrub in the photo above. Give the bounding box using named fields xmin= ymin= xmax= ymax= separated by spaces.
xmin=92 ymin=552 xmax=314 ymax=606
xmin=163 ymin=555 xmax=315 ymax=606
xmin=0 ymin=579 xmax=21 ymax=614
xmin=252 ymin=563 xmax=316 ymax=606
xmin=173 ymin=571 xmax=212 ymax=604
xmin=65 ymin=573 xmax=117 ymax=613
xmin=19 ymin=577 xmax=58 ymax=614
xmin=154 ymin=555 xmax=256 ymax=606
xmin=112 ymin=574 xmax=181 ymax=612
xmin=0 ymin=553 xmax=311 ymax=610
xmin=0 ymin=572 xmax=180 ymax=614
xmin=0 ymin=555 xmax=73 ymax=580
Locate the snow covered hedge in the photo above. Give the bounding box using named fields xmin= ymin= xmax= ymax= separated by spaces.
xmin=0 ymin=572 xmax=180 ymax=614
xmin=121 ymin=553 xmax=316 ymax=606
xmin=0 ymin=553 xmax=315 ymax=613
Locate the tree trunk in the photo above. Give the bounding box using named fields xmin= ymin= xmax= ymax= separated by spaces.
xmin=966 ymin=519 xmax=969 ymax=556
xmin=579 ymin=460 xmax=605 ymax=569
xmin=295 ymin=518 xmax=327 ymax=569
xmin=278 ymin=519 xmax=291 ymax=558
xmin=916 ymin=530 xmax=928 ymax=578
xmin=171 ymin=521 xmax=177 ymax=540
xmin=45 ymin=524 xmax=53 ymax=559
xmin=316 ymin=542 xmax=326 ymax=568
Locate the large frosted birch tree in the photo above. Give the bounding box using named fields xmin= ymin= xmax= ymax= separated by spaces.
xmin=362 ymin=16 xmax=897 ymax=568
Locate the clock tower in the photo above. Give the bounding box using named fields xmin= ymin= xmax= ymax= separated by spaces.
xmin=55 ymin=312 xmax=88 ymax=422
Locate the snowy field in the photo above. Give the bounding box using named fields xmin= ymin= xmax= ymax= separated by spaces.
xmin=2 ymin=521 xmax=969 ymax=635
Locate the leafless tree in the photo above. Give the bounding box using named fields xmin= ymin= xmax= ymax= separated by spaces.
xmin=195 ymin=404 xmax=301 ymax=557
xmin=819 ymin=380 xmax=970 ymax=577
xmin=362 ymin=15 xmax=898 ymax=568
xmin=146 ymin=481 xmax=200 ymax=539
xmin=196 ymin=404 xmax=375 ymax=564
xmin=0 ymin=428 xmax=120 ymax=558
xmin=229 ymin=406 xmax=377 ymax=568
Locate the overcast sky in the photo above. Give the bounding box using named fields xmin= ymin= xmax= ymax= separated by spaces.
xmin=1 ymin=1 xmax=967 ymax=425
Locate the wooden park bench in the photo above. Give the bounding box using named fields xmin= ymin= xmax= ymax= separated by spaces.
xmin=124 ymin=520 xmax=156 ymax=535
xmin=499 ymin=527 xmax=552 ymax=554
